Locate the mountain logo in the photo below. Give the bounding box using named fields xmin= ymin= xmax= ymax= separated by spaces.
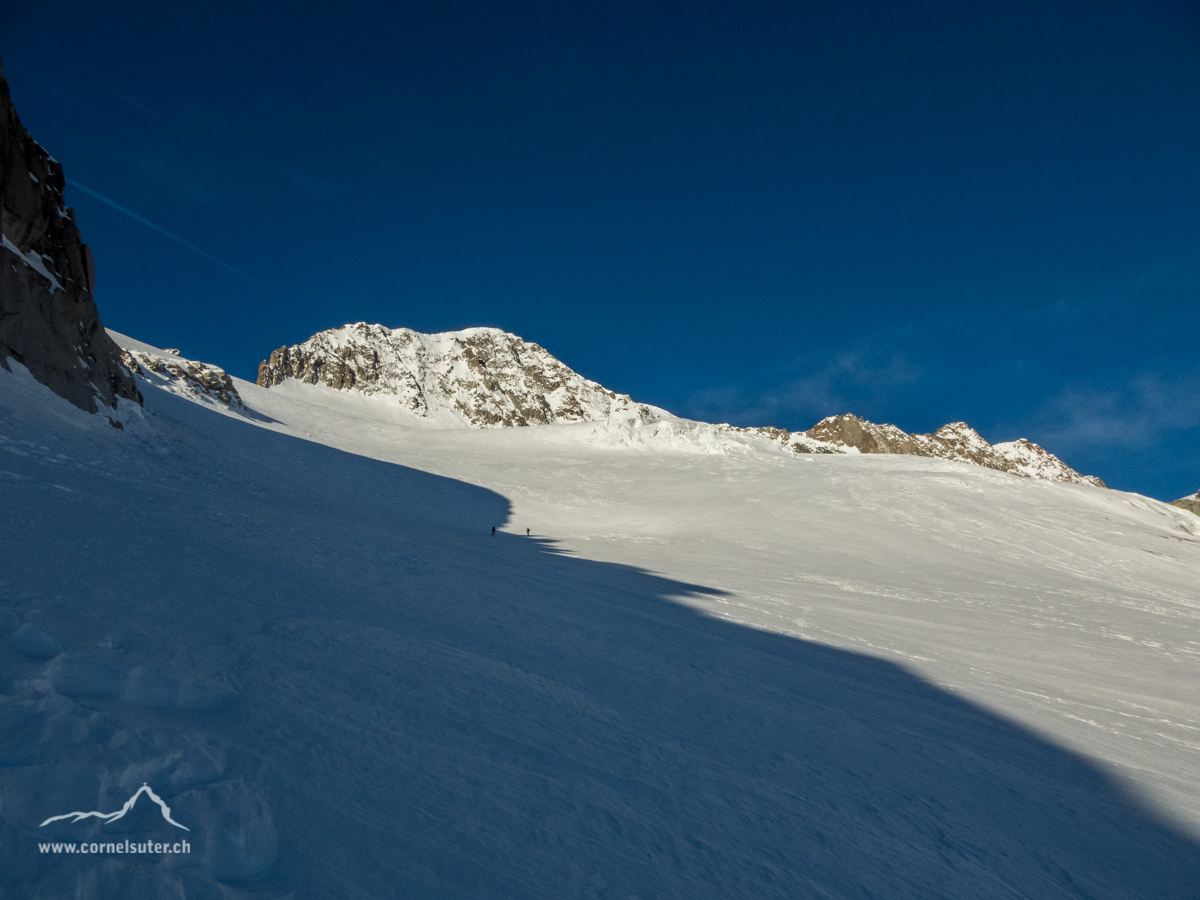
xmin=40 ymin=783 xmax=190 ymax=831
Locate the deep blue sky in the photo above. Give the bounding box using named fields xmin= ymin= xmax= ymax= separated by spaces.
xmin=3 ymin=1 xmax=1198 ymax=499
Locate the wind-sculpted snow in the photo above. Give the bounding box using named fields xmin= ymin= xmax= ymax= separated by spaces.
xmin=257 ymin=322 xmax=661 ymax=428
xmin=3 ymin=347 xmax=1199 ymax=899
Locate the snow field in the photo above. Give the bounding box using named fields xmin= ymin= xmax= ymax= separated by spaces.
xmin=1 ymin=345 xmax=1198 ymax=898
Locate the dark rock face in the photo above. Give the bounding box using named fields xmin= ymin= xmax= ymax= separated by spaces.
xmin=0 ymin=59 xmax=140 ymax=414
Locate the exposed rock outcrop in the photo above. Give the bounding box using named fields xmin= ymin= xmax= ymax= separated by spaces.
xmin=1171 ymin=491 xmax=1200 ymax=517
xmin=803 ymin=414 xmax=1105 ymax=487
xmin=808 ymin=414 xmax=923 ymax=456
xmin=0 ymin=58 xmax=140 ymax=415
xmin=258 ymin=323 xmax=660 ymax=428
xmin=120 ymin=346 xmax=243 ymax=409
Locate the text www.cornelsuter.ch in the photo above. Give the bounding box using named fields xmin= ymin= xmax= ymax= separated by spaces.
xmin=38 ymin=839 xmax=191 ymax=854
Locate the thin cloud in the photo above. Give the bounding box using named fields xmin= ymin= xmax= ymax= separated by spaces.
xmin=1027 ymin=369 xmax=1200 ymax=452
xmin=65 ymin=178 xmax=253 ymax=281
xmin=50 ymin=55 xmax=171 ymax=125
xmin=107 ymin=147 xmax=225 ymax=207
xmin=86 ymin=75 xmax=168 ymax=124
xmin=683 ymin=347 xmax=920 ymax=428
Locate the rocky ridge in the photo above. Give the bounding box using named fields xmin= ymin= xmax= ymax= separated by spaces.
xmin=120 ymin=345 xmax=243 ymax=409
xmin=258 ymin=322 xmax=660 ymax=428
xmin=258 ymin=323 xmax=1103 ymax=488
xmin=0 ymin=59 xmax=139 ymax=417
xmin=1172 ymin=491 xmax=1200 ymax=517
xmin=802 ymin=413 xmax=1106 ymax=487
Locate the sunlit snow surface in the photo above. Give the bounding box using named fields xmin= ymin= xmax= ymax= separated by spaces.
xmin=1 ymin=335 xmax=1198 ymax=899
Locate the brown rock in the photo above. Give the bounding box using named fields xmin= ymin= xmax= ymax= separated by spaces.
xmin=806 ymin=413 xmax=922 ymax=455
xmin=802 ymin=414 xmax=1103 ymax=486
xmin=1170 ymin=493 xmax=1200 ymax=517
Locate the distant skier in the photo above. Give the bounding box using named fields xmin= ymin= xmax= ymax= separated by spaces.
xmin=491 ymin=526 xmax=496 ymax=536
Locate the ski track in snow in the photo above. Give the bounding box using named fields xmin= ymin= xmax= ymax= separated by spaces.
xmin=1 ymin=339 xmax=1199 ymax=898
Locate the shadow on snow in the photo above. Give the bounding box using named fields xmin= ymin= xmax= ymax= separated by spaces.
xmin=1 ymin=386 xmax=1198 ymax=899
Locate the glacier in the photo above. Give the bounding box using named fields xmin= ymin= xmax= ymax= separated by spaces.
xmin=0 ymin=334 xmax=1197 ymax=898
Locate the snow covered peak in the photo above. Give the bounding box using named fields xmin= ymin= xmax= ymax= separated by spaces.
xmin=990 ymin=438 xmax=1105 ymax=487
xmin=254 ymin=328 xmax=1104 ymax=485
xmin=257 ymin=322 xmax=664 ymax=429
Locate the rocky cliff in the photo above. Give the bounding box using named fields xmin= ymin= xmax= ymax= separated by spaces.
xmin=1172 ymin=491 xmax=1200 ymax=517
xmin=258 ymin=323 xmax=659 ymax=428
xmin=804 ymin=414 xmax=1105 ymax=487
xmin=0 ymin=59 xmax=139 ymax=416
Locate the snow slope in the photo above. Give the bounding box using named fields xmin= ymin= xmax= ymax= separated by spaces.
xmin=1 ymin=336 xmax=1198 ymax=899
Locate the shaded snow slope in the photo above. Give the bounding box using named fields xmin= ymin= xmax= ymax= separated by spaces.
xmin=242 ymin=364 xmax=1200 ymax=829
xmin=2 ymin=339 xmax=1198 ymax=898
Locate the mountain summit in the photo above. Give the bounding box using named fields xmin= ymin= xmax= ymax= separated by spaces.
xmin=259 ymin=323 xmax=1103 ymax=487
xmin=257 ymin=323 xmax=661 ymax=428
